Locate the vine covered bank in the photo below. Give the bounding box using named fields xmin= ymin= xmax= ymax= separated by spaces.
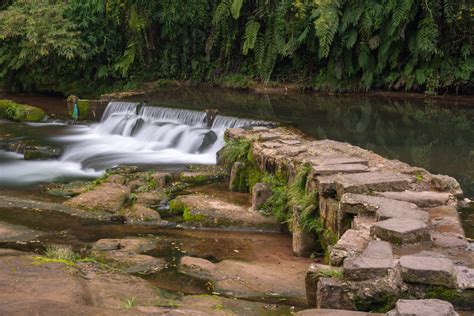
xmin=0 ymin=0 xmax=472 ymax=96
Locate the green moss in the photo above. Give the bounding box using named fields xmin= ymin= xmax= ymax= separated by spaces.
xmin=318 ymin=269 xmax=343 ymax=279
xmin=0 ymin=99 xmax=46 ymax=122
xmin=183 ymin=207 xmax=205 ymax=222
xmin=425 ymin=286 xmax=461 ymax=301
xmin=353 ymin=293 xmax=397 ymax=313
xmin=76 ymin=100 xmax=90 ymax=120
xmin=180 ymin=172 xmax=226 ymax=186
xmin=169 ymin=199 xmax=186 ymax=214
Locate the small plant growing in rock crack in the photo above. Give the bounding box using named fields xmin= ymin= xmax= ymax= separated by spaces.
xmin=318 ymin=269 xmax=343 ymax=279
xmin=219 ymin=138 xmax=253 ymax=169
xmin=122 ymin=297 xmax=137 ymax=309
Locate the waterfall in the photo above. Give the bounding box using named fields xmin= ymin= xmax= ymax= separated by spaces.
xmin=57 ymin=102 xmax=267 ymax=170
xmin=0 ymin=101 xmax=269 ymax=185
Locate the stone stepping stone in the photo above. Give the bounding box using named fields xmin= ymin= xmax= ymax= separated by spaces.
xmin=343 ymin=240 xmax=395 ymax=281
xmin=399 ymin=254 xmax=456 ymax=288
xmin=387 ymin=299 xmax=457 ymax=316
xmin=375 ymin=190 xmax=453 ymax=208
xmin=455 ymin=266 xmax=474 ymax=290
xmin=329 ymin=228 xmax=370 ymax=266
xmin=307 ymin=156 xmax=369 ymax=167
xmin=259 ymin=132 xmax=279 ymax=141
xmin=370 ymin=218 xmax=431 ymax=245
xmin=312 ymin=164 xmax=369 ymax=176
xmin=340 ymin=193 xmax=430 ymax=223
xmin=335 ymin=172 xmax=412 ymax=198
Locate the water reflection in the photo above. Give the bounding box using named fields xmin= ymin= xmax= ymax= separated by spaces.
xmin=132 ymin=88 xmax=474 ymax=199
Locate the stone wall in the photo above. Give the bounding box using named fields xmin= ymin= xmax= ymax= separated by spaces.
xmin=224 ymin=126 xmax=472 ymax=311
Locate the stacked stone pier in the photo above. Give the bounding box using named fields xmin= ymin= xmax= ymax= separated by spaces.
xmin=224 ymin=126 xmax=473 ymax=313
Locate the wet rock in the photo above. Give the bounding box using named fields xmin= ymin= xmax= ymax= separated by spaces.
xmin=128 ymin=204 xmax=161 ymax=222
xmin=98 ymin=251 xmax=165 ymax=274
xmin=386 ymin=299 xmax=458 ymax=316
xmin=46 ymin=180 xmax=89 ymax=198
xmin=400 ymin=254 xmax=456 ymax=288
xmin=329 ymin=229 xmax=370 ymax=266
xmin=341 ymin=193 xmax=430 ymax=223
xmin=64 ymin=183 xmax=130 ymax=213
xmin=92 ymin=238 xmax=156 ymax=253
xmin=0 ymin=249 xmax=167 ymax=315
xmin=23 ymin=145 xmax=62 ymax=160
xmin=179 ymin=256 xmax=307 ymax=305
xmin=375 ymin=191 xmax=453 ymax=208
xmin=92 ymin=238 xmax=163 ymax=274
xmin=251 ymin=182 xmax=271 ymax=211
xmin=370 ymin=218 xmax=431 ymax=245
xmin=335 ymin=172 xmax=412 ymax=198
xmin=316 ymin=277 xmax=355 ymax=310
xmin=197 ymin=130 xmax=218 ymax=153
xmin=180 ymin=170 xmax=227 ymax=186
xmin=292 ymin=206 xmax=317 ymax=257
xmin=305 ymin=263 xmax=343 ymax=306
xmin=0 ymin=221 xmax=42 ymax=242
xmin=152 ymin=171 xmax=172 ymax=188
xmin=343 ymin=240 xmax=395 ymax=281
xmin=172 ymin=194 xmax=278 ymax=230
xmin=135 ymin=191 xmax=167 ymax=208
xmin=229 ymin=161 xmax=247 ymax=192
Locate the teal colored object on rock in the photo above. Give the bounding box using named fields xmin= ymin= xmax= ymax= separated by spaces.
xmin=72 ymin=103 xmax=79 ymax=121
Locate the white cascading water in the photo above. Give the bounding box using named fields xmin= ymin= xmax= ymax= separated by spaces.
xmin=0 ymin=102 xmax=266 ymax=185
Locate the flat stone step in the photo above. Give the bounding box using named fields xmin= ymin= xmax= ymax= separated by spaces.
xmin=340 ymin=193 xmax=430 ymax=223
xmin=370 ymin=218 xmax=431 ymax=245
xmin=335 ymin=172 xmax=412 ymax=198
xmin=329 ymin=228 xmax=371 ymax=266
xmin=387 ymin=299 xmax=457 ymax=316
xmin=170 ymin=194 xmax=278 ymax=230
xmin=297 ymin=309 xmax=383 ymax=316
xmin=343 ymin=240 xmax=395 ymax=281
xmin=399 ymin=254 xmax=456 ymax=288
xmin=375 ymin=191 xmax=453 ymax=208
xmin=307 ymin=156 xmax=369 ymax=167
xmin=312 ymin=164 xmax=369 ymax=176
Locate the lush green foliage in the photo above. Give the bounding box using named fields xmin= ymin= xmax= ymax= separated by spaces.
xmin=0 ymin=99 xmax=46 ymax=121
xmin=0 ymin=0 xmax=472 ymax=95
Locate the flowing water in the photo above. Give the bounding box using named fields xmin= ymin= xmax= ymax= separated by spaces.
xmin=0 ymin=101 xmax=266 ymax=185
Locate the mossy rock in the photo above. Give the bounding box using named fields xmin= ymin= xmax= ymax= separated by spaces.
xmin=179 ymin=171 xmax=227 ymax=185
xmin=75 ymin=100 xmax=90 ymax=120
xmin=0 ymin=99 xmax=46 ymax=122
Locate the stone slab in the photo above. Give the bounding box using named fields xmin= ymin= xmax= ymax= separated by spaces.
xmin=312 ymin=164 xmax=369 ymax=176
xmin=316 ymin=277 xmax=355 ymax=310
xmin=329 ymin=229 xmax=370 ymax=266
xmin=308 ymin=156 xmax=369 ymax=167
xmin=340 ymin=193 xmax=430 ymax=223
xmin=387 ymin=299 xmax=457 ymax=316
xmin=305 ymin=263 xmax=343 ymax=307
xmin=400 ymin=255 xmax=456 ymax=287
xmin=335 ymin=172 xmax=412 ymax=198
xmin=63 ymin=183 xmax=130 ymax=213
xmin=370 ymin=218 xmax=431 ymax=245
xmin=454 ymin=266 xmax=474 ymax=290
xmin=375 ymin=191 xmax=453 ymax=208
xmin=343 ymin=240 xmax=394 ymax=281
xmin=259 ymin=132 xmax=279 ymax=141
